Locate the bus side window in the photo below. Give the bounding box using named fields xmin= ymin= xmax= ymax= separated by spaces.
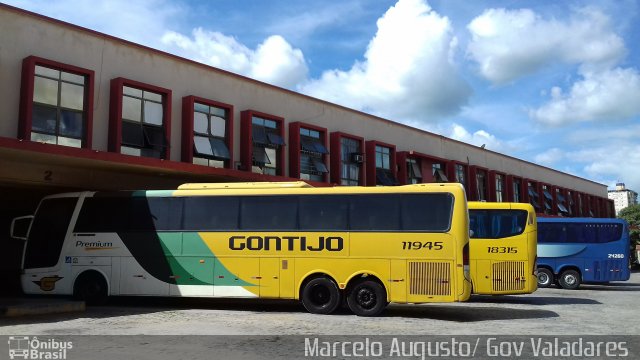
xmin=298 ymin=196 xmax=348 ymax=231
xmin=240 ymin=196 xmax=298 ymax=230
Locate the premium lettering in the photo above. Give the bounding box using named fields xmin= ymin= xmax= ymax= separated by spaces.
xmin=229 ymin=235 xmax=343 ymax=252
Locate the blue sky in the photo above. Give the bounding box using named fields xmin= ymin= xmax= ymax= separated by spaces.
xmin=6 ymin=0 xmax=640 ymax=192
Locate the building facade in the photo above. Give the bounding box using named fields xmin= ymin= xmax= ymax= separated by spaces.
xmin=608 ymin=183 xmax=638 ymax=215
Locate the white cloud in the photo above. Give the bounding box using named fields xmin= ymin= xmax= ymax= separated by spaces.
xmin=567 ymin=143 xmax=640 ymax=192
xmin=529 ymin=67 xmax=640 ymax=126
xmin=448 ymin=124 xmax=503 ymax=151
xmin=299 ymin=0 xmax=471 ymax=123
xmin=161 ymin=30 xmax=308 ymax=89
xmin=467 ymin=7 xmax=625 ymax=84
xmin=534 ymin=148 xmax=565 ymax=165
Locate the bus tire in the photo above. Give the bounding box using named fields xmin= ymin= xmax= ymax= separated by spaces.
xmin=347 ymin=280 xmax=387 ymax=317
xmin=537 ymin=268 xmax=554 ymax=288
xmin=558 ymin=269 xmax=581 ymax=290
xmin=73 ymin=271 xmax=109 ymax=305
xmin=300 ymin=277 xmax=341 ymax=315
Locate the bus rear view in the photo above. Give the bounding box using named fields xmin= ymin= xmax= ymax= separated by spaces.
xmin=537 ymin=218 xmax=630 ymax=290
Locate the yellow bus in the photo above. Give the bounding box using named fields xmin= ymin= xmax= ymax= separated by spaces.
xmin=12 ymin=182 xmax=471 ymax=316
xmin=468 ymin=202 xmax=537 ymax=295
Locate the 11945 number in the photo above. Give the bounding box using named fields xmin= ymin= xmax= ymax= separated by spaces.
xmin=402 ymin=241 xmax=444 ymax=250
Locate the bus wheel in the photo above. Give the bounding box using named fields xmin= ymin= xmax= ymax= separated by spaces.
xmin=301 ymin=277 xmax=340 ymax=315
xmin=73 ymin=272 xmax=108 ymax=305
xmin=347 ymin=280 xmax=387 ymax=317
xmin=537 ymin=268 xmax=554 ymax=288
xmin=558 ymin=270 xmax=581 ymax=290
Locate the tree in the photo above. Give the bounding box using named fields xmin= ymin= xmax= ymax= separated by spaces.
xmin=618 ymin=204 xmax=640 ymax=266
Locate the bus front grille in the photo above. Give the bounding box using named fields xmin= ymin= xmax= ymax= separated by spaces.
xmin=492 ymin=261 xmax=526 ymax=292
xmin=408 ymin=261 xmax=451 ymax=296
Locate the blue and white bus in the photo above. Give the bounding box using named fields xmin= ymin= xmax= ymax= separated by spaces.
xmin=536 ymin=218 xmax=630 ymax=290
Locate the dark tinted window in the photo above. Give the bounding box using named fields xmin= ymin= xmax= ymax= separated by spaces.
xmin=240 ymin=196 xmax=297 ymax=230
xmin=538 ymin=222 xmax=623 ymax=244
xmin=299 ymin=195 xmax=348 ymax=230
xmin=183 ymin=196 xmax=239 ymax=230
xmin=350 ymin=194 xmax=400 ymax=230
xmin=469 ymin=210 xmax=527 ymax=239
xmin=25 ymin=198 xmax=78 ymax=269
xmin=75 ymin=196 xmax=182 ymax=232
xmin=401 ymin=194 xmax=453 ymax=231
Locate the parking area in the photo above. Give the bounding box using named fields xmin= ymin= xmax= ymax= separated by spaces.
xmin=1 ymin=272 xmax=639 ymax=336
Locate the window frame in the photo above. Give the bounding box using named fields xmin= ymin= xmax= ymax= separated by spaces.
xmin=109 ymin=77 xmax=172 ymax=159
xmin=330 ymin=132 xmax=365 ymax=186
xmin=365 ymin=140 xmax=397 ymax=186
xmin=181 ymin=95 xmax=234 ymax=168
xmin=289 ymin=122 xmax=329 ymax=183
xmin=19 ymin=56 xmax=95 ymax=149
xmin=240 ymin=110 xmax=285 ymax=176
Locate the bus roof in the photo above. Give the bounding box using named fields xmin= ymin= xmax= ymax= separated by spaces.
xmin=177 ymin=181 xmax=313 ymax=190
xmin=170 ymin=182 xmax=466 ymax=197
xmin=537 ymin=217 xmax=627 ymax=224
xmin=468 ymin=202 xmax=535 ymax=212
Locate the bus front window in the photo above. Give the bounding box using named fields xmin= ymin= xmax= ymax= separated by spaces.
xmin=23 ymin=198 xmax=77 ymax=269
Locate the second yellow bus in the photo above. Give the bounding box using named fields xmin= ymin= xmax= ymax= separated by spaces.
xmin=468 ymin=202 xmax=537 ymax=295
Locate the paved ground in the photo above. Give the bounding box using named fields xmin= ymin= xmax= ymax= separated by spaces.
xmin=2 ymin=272 xmax=639 ymax=336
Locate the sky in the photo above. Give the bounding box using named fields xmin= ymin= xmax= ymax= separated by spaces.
xmin=6 ymin=0 xmax=640 ymax=192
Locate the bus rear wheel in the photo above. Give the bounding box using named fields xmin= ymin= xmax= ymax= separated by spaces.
xmin=558 ymin=269 xmax=581 ymax=290
xmin=347 ymin=280 xmax=387 ymax=317
xmin=73 ymin=271 xmax=108 ymax=305
xmin=301 ymin=277 xmax=341 ymax=314
xmin=537 ymin=268 xmax=554 ymax=288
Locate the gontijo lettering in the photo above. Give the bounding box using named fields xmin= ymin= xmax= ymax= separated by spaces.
xmin=229 ymin=235 xmax=344 ymax=251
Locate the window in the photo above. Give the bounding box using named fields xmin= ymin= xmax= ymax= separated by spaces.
xmin=240 ymin=196 xmax=298 ymax=230
xmin=75 ymin=193 xmax=454 ymax=234
xmin=299 ymin=196 xmax=348 ymax=230
xmin=538 ymin=222 xmax=623 ymax=244
xmin=528 ymin=182 xmax=540 ymax=210
xmin=109 ymin=78 xmax=171 ymax=160
xmin=251 ymin=116 xmax=284 ymax=175
xmin=183 ymin=196 xmax=239 ymax=230
xmin=556 ymin=189 xmax=569 ymax=215
xmin=375 ymin=145 xmax=397 ymax=186
xmin=340 ymin=137 xmax=361 ymax=186
xmin=469 ymin=210 xmax=528 ymax=239
xmin=455 ymin=164 xmax=466 ymax=187
xmin=300 ymin=128 xmax=328 ymax=182
xmin=24 ymin=198 xmax=78 ymax=269
xmin=407 ymin=158 xmax=422 ymax=184
xmin=75 ymin=196 xmax=183 ymax=232
xmin=349 ymin=193 xmax=452 ymax=232
xmin=567 ymin=191 xmax=574 ymax=215
xmin=476 ymin=170 xmax=487 ymax=201
xmin=21 ymin=57 xmax=94 ymax=148
xmin=542 ymin=185 xmax=553 ymax=214
xmin=513 ymin=179 xmax=522 ymax=202
xmin=192 ymin=102 xmax=230 ymax=167
xmin=433 ymin=163 xmax=448 ymax=183
xmin=496 ymin=174 xmax=504 ymax=202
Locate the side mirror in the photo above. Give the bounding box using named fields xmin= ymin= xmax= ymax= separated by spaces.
xmin=10 ymin=215 xmax=33 ymax=240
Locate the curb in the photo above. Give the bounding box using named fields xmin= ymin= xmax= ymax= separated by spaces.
xmin=2 ymin=301 xmax=85 ymax=317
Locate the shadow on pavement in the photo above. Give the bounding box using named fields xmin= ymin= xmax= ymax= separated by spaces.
xmin=381 ymin=304 xmax=559 ymax=322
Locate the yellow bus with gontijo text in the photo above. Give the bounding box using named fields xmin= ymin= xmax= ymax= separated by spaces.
xmin=12 ymin=182 xmax=471 ymax=316
xmin=468 ymin=202 xmax=537 ymax=295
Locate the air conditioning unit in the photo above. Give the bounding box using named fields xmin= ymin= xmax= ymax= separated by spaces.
xmin=350 ymin=153 xmax=364 ymax=164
